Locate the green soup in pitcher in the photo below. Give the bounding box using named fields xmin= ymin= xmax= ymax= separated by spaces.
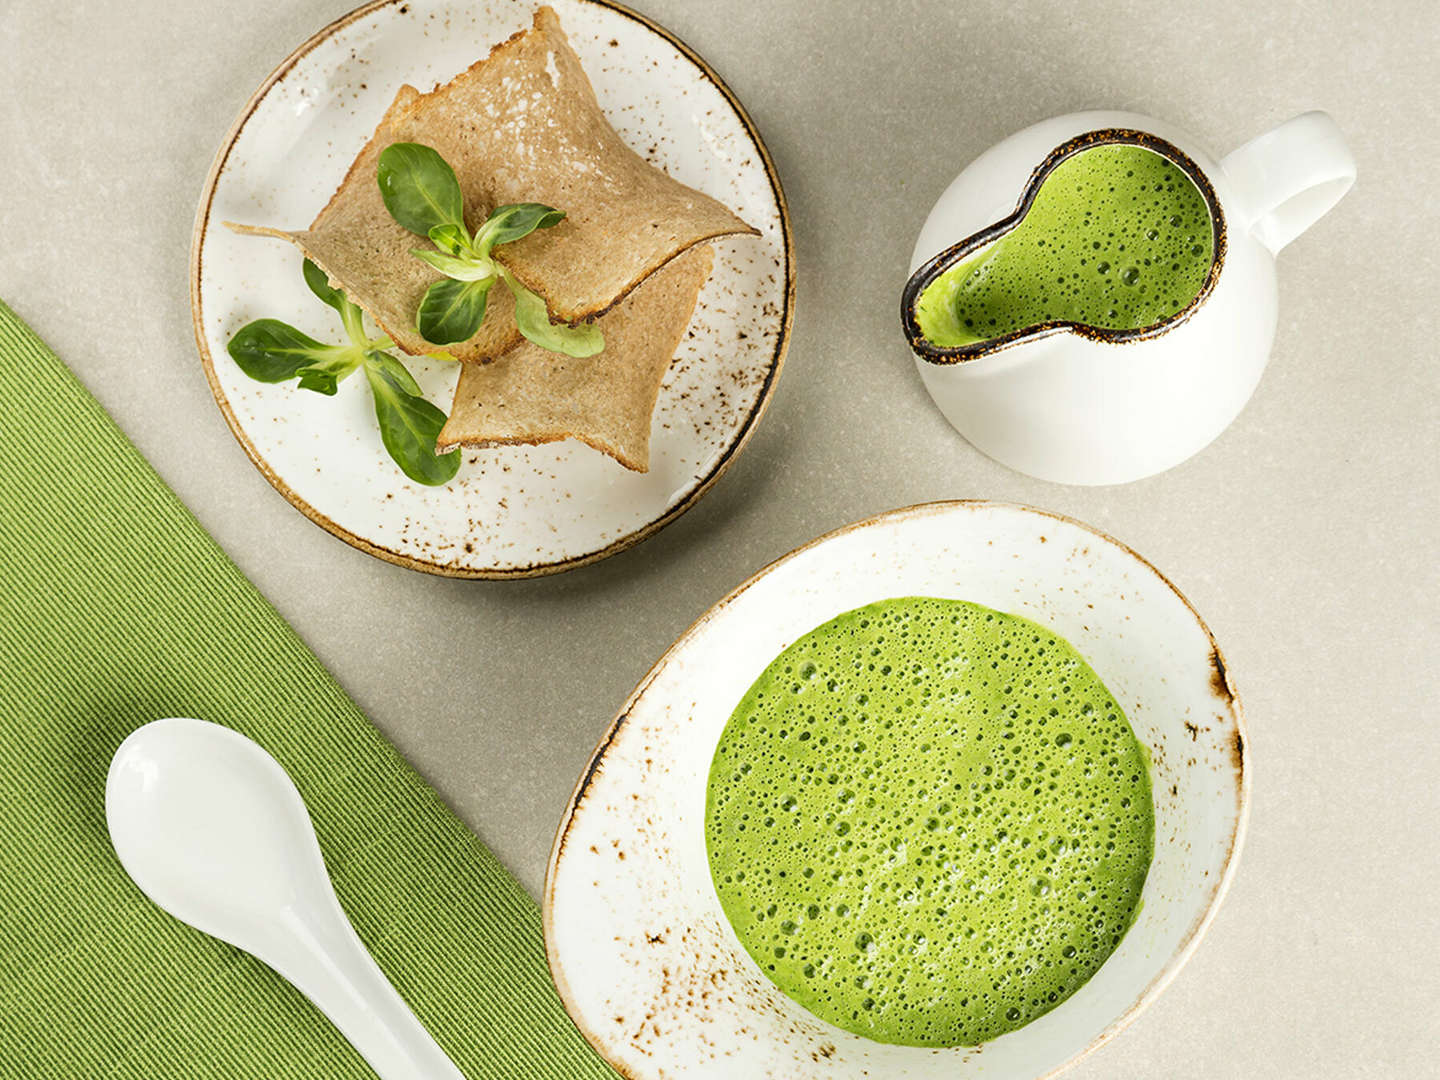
xmin=913 ymin=144 xmax=1214 ymax=348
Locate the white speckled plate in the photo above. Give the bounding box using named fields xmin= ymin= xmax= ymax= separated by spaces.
xmin=191 ymin=0 xmax=791 ymax=577
xmin=546 ymin=502 xmax=1249 ymax=1079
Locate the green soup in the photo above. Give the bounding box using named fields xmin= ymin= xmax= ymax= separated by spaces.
xmin=705 ymin=598 xmax=1154 ymax=1047
xmin=914 ymin=143 xmax=1214 ymax=348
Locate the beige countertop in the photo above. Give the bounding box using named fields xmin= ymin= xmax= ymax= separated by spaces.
xmin=2 ymin=0 xmax=1436 ymax=1075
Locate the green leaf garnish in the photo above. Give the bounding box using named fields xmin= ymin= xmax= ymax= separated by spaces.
xmin=227 ymin=260 xmax=461 ymax=485
xmin=302 ymin=258 xmax=347 ymax=313
xmin=365 ymin=349 xmax=423 ymax=397
xmin=227 ymin=320 xmax=354 ymax=385
xmin=502 ymin=270 xmax=604 ymax=358
xmin=364 ymin=361 xmax=461 ymax=486
xmin=474 ymin=202 xmax=566 ymax=256
xmin=427 ymin=223 xmax=470 ymax=257
xmin=376 ymin=142 xmax=466 ymax=236
xmin=295 ymin=349 xmax=367 ymax=396
xmin=410 ymin=247 xmax=496 ymax=281
xmin=417 ymin=277 xmax=495 ymax=345
xmin=295 ymin=372 xmax=334 ymax=395
xmin=374 ymin=144 xmax=600 ymax=355
xmin=303 ymin=258 xmax=367 ymax=346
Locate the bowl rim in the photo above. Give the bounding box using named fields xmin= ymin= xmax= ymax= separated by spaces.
xmin=544 ymin=499 xmax=1250 ymax=1079
xmin=188 ymin=0 xmax=795 ymax=579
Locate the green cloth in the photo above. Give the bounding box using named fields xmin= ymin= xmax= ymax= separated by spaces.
xmin=0 ymin=299 xmax=615 ymax=1080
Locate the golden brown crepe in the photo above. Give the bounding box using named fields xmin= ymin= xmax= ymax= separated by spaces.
xmin=437 ymin=244 xmax=713 ymax=472
xmin=229 ymin=6 xmax=753 ymax=363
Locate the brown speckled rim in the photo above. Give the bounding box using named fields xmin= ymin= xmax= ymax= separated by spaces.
xmin=902 ymin=129 xmax=1227 ymax=365
xmin=190 ymin=0 xmax=794 ymax=579
xmin=545 ymin=500 xmax=1250 ymax=1079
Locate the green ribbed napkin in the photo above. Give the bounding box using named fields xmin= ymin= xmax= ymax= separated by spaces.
xmin=0 ymin=299 xmax=614 ymax=1080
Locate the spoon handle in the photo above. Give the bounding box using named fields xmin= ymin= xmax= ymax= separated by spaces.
xmin=273 ymin=902 xmax=464 ymax=1080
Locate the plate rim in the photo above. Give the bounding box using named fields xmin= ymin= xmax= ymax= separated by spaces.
xmin=543 ymin=499 xmax=1251 ymax=1078
xmin=189 ymin=0 xmax=795 ymax=579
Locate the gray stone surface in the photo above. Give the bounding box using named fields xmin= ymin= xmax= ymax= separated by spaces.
xmin=2 ymin=0 xmax=1436 ymax=1075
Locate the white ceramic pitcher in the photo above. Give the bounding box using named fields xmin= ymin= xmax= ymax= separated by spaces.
xmin=903 ymin=111 xmax=1355 ymax=485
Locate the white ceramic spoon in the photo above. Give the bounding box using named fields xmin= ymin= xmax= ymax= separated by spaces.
xmin=106 ymin=717 xmax=464 ymax=1080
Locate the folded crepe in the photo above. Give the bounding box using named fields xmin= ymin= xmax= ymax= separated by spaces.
xmin=231 ymin=6 xmax=754 ymax=363
xmin=437 ymin=243 xmax=713 ymax=472
xmin=234 ymin=84 xmax=525 ymax=360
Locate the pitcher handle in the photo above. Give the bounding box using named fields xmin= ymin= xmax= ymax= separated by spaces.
xmin=1219 ymin=111 xmax=1355 ymax=255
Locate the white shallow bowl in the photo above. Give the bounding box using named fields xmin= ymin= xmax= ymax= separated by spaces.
xmin=546 ymin=502 xmax=1249 ymax=1079
xmin=192 ymin=0 xmax=791 ymax=577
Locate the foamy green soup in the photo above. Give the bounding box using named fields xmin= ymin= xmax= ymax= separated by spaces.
xmin=705 ymin=597 xmax=1153 ymax=1047
xmin=914 ymin=143 xmax=1214 ymax=347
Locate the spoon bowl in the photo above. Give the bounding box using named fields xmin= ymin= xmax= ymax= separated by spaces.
xmin=106 ymin=717 xmax=463 ymax=1080
xmin=106 ymin=716 xmax=335 ymax=952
